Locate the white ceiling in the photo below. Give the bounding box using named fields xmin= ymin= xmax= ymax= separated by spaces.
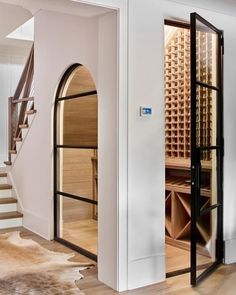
xmin=167 ymin=0 xmax=236 ymax=18
xmin=0 ymin=0 xmax=112 ymax=16
xmin=0 ymin=0 xmax=113 ymax=48
xmin=0 ymin=3 xmax=32 ymax=47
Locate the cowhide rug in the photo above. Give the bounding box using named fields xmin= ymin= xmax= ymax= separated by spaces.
xmin=0 ymin=231 xmax=93 ymax=294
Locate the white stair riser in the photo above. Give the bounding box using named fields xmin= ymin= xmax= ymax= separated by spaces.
xmin=11 ymin=114 xmax=36 ymax=165
xmin=0 ymin=203 xmax=17 ymax=213
xmin=0 ymin=218 xmax=22 ymax=229
xmin=0 ymin=190 xmax=12 ymax=198
xmin=11 ymin=154 xmax=17 ymax=164
xmin=22 ymin=129 xmax=28 ymax=138
xmin=16 ymin=142 xmax=22 ymax=151
xmin=28 ymin=115 xmax=34 ymax=125
xmin=0 ymin=177 xmax=7 ymax=184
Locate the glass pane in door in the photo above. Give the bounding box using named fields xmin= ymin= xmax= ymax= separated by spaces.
xmin=195 ymin=19 xmax=219 ymax=88
xmin=57 ymin=195 xmax=98 ymax=255
xmin=57 ymin=148 xmax=96 ymax=200
xmin=196 ymin=86 xmax=217 ymax=147
xmin=196 ymin=208 xmax=218 ymax=276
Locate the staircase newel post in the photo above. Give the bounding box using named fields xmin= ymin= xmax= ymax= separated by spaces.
xmin=8 ymin=97 xmax=13 ymax=163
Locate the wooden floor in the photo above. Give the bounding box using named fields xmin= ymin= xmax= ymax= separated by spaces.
xmin=63 ymin=219 xmax=97 ymax=255
xmin=1 ymin=227 xmax=236 ymax=294
xmin=61 ymin=219 xmax=209 ymax=273
xmin=166 ymin=244 xmax=211 ymax=274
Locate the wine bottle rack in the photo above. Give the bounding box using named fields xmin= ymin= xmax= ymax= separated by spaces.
xmin=165 ymin=28 xmax=213 ymax=161
xmin=164 ymin=26 xmax=214 ymax=254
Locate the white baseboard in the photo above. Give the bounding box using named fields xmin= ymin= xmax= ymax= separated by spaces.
xmin=0 ymin=154 xmax=7 ymax=167
xmin=224 ymin=238 xmax=236 ymax=264
xmin=127 ymin=254 xmax=165 ymax=290
xmin=22 ymin=209 xmax=50 ymax=240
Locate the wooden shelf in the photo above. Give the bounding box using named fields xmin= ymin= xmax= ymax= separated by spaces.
xmin=166 ymin=176 xmax=211 ymax=197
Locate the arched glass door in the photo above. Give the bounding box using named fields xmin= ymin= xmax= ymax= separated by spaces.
xmin=54 ymin=64 xmax=98 ymax=260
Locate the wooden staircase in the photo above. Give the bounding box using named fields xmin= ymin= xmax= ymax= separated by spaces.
xmin=0 ymin=173 xmax=23 ymax=229
xmin=4 ymin=45 xmax=36 ymax=166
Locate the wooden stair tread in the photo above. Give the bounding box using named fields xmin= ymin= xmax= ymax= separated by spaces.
xmin=0 ymin=173 xmax=7 ymax=177
xmin=14 ymin=137 xmax=22 ymax=142
xmin=19 ymin=124 xmax=29 ymax=129
xmin=0 ymin=184 xmax=12 ymax=190
xmin=4 ymin=161 xmax=12 ymax=166
xmin=25 ymin=109 xmax=36 ymax=115
xmin=13 ymin=97 xmax=34 ymax=104
xmin=0 ymin=198 xmax=17 ymax=205
xmin=9 ymin=150 xmax=17 ymax=154
xmin=0 ymin=211 xmax=23 ymax=220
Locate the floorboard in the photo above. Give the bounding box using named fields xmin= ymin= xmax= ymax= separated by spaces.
xmin=1 ymin=227 xmax=236 ymax=294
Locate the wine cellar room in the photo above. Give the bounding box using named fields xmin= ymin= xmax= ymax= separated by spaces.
xmin=164 ymin=20 xmax=219 ymax=276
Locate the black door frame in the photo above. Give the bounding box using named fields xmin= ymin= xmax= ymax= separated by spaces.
xmin=53 ymin=63 xmax=98 ymax=262
xmin=164 ymin=16 xmax=224 ymax=284
xmin=190 ymin=12 xmax=224 ymax=285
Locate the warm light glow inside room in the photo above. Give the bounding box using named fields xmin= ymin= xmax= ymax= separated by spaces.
xmin=164 ymin=23 xmax=218 ymax=276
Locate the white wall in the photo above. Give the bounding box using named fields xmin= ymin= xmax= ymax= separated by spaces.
xmin=0 ymin=46 xmax=29 ymax=166
xmin=10 ymin=9 xmax=99 ymax=237
xmin=97 ymin=11 xmax=119 ymax=290
xmin=9 ymin=8 xmax=124 ymax=291
xmin=128 ymin=0 xmax=165 ymax=289
xmin=127 ymin=0 xmax=236 ymax=289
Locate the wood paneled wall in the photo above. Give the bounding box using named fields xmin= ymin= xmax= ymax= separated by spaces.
xmin=63 ymin=95 xmax=98 ymax=147
xmin=62 ymin=149 xmax=96 ymax=223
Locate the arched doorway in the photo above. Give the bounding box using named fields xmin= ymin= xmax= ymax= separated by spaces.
xmin=54 ymin=64 xmax=98 ymax=261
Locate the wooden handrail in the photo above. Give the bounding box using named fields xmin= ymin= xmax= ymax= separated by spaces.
xmin=5 ymin=45 xmax=34 ymax=164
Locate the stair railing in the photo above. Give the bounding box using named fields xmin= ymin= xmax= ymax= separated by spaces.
xmin=5 ymin=45 xmax=34 ymax=165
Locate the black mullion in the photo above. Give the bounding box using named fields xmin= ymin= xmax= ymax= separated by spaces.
xmin=57 ymin=90 xmax=97 ymax=102
xmin=55 ymin=237 xmax=97 ymax=261
xmin=56 ymin=145 xmax=97 ymax=149
xmin=196 ymin=80 xmax=220 ymax=92
xmin=195 ymin=261 xmax=221 ymax=285
xmin=190 ymin=12 xmax=197 ymax=287
xmin=216 ymin=29 xmax=224 ymax=263
xmin=57 ymin=191 xmax=98 ymax=205
xmin=53 ymin=101 xmax=58 ymax=238
xmin=197 ymin=146 xmax=220 ymax=151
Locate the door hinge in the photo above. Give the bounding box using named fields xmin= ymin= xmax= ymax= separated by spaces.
xmin=221 ymin=137 xmax=224 ymax=158
xmin=221 ymin=35 xmax=224 ymax=55
xmin=222 ymin=240 xmax=225 ymax=263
